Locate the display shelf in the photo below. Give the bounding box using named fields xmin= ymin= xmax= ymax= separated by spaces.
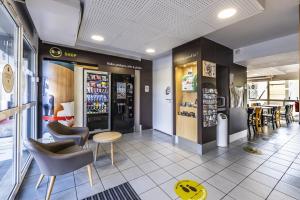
xmin=175 ymin=61 xmax=198 ymax=143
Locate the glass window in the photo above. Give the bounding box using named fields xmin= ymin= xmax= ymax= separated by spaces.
xmin=248 ymin=81 xmax=268 ymax=99
xmin=269 ymin=80 xmax=299 ymax=100
xmin=0 ymin=115 xmax=17 ymax=200
xmin=21 ymin=38 xmax=35 ymax=104
xmin=0 ymin=5 xmax=18 ymax=111
xmin=0 ymin=4 xmax=18 ymax=199
xmin=20 ymin=107 xmax=35 ymax=171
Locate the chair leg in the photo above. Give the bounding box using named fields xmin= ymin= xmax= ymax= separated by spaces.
xmin=94 ymin=143 xmax=99 ymax=161
xmin=46 ymin=176 xmax=56 ymax=200
xmin=35 ymin=174 xmax=44 ymax=189
xmin=87 ymin=164 xmax=93 ymax=187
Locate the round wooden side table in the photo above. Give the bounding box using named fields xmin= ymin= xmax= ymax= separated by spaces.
xmin=93 ymin=131 xmax=122 ymax=165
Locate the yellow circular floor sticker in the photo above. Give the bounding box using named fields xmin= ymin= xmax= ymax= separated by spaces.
xmin=175 ymin=180 xmax=207 ymax=200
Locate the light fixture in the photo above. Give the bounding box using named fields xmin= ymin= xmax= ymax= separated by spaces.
xmin=218 ymin=8 xmax=237 ymax=19
xmin=91 ymin=35 xmax=104 ymax=41
xmin=146 ymin=48 xmax=155 ymax=53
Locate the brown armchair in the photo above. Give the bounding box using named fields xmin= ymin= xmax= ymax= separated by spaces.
xmin=24 ymin=139 xmax=93 ymax=200
xmin=47 ymin=121 xmax=89 ymax=147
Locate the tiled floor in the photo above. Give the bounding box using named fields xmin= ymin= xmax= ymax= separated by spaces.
xmin=16 ymin=125 xmax=300 ymax=200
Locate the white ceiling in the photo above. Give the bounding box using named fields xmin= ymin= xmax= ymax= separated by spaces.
xmin=245 ymin=51 xmax=299 ymax=70
xmin=26 ymin=0 xmax=81 ymax=46
xmin=246 ymin=51 xmax=299 ymax=78
xmin=247 ymin=64 xmax=299 ymax=78
xmin=77 ymin=0 xmax=264 ymax=59
xmin=206 ymin=0 xmax=299 ymax=49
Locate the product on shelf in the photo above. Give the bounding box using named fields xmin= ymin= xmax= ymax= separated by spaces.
xmin=86 ymin=72 xmax=109 ymax=114
xmin=202 ymin=88 xmax=218 ymax=127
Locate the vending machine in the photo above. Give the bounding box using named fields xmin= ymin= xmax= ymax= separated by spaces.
xmin=111 ymin=74 xmax=134 ymax=133
xmin=83 ymin=70 xmax=110 ymax=133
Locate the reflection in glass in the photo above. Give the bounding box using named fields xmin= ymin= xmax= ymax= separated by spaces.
xmin=21 ymin=107 xmax=35 ymax=171
xmin=0 ymin=5 xmax=18 ymax=111
xmin=22 ymin=38 xmax=35 ymax=104
xmin=0 ymin=115 xmax=16 ymax=200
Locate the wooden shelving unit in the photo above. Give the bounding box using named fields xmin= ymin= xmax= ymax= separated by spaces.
xmin=175 ymin=62 xmax=198 ymax=142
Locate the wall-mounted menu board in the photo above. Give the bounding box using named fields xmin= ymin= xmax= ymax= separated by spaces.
xmin=202 ymin=88 xmax=217 ymax=127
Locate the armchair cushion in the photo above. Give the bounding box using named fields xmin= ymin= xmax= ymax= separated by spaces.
xmin=47 ymin=121 xmax=89 ymax=146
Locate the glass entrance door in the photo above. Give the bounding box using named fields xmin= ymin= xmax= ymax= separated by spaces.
xmin=0 ymin=3 xmax=37 ymax=199
xmin=0 ymin=4 xmax=19 ymax=199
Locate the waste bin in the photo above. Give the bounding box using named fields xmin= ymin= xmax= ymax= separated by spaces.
xmin=217 ymin=113 xmax=228 ymax=147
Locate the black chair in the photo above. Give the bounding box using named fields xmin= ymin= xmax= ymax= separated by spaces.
xmin=281 ymin=105 xmax=293 ymax=125
xmin=247 ymin=107 xmax=256 ymax=138
xmin=263 ymin=107 xmax=277 ymax=130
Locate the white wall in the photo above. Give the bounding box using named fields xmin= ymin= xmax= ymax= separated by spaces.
xmin=153 ymin=54 xmax=173 ymax=135
xmin=74 ymin=66 xmax=83 ymax=126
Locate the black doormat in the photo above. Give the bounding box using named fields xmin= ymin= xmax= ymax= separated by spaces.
xmin=82 ymin=182 xmax=141 ymax=200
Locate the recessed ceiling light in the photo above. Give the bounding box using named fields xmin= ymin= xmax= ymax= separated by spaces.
xmin=91 ymin=35 xmax=104 ymax=41
xmin=146 ymin=48 xmax=155 ymax=53
xmin=218 ymin=8 xmax=237 ymax=19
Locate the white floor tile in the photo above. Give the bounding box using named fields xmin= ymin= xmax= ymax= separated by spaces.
xmin=249 ymin=171 xmax=279 ymax=188
xmin=138 ymin=161 xmax=160 ymax=174
xmin=267 ymin=190 xmax=297 ymax=200
xmin=218 ymin=168 xmax=245 ymax=184
xmin=229 ymin=186 xmax=264 ymax=200
xmin=129 ymin=175 xmax=156 ymax=194
xmin=177 ymin=159 xmax=198 ymax=170
xmin=159 ymin=178 xmax=178 ymax=199
xmin=121 ymin=166 xmax=144 ymax=181
xmin=101 ymin=172 xmax=126 ymax=189
xmin=148 ymin=169 xmax=173 ymax=185
xmin=202 ymin=182 xmax=225 ymax=200
xmin=140 ymin=187 xmax=171 ymax=200
xmin=164 ymin=163 xmax=186 ymax=177
xmin=190 ymin=166 xmax=215 ymax=180
xmin=240 ymin=178 xmax=272 ymax=198
xmin=153 ymin=157 xmax=173 ymax=168
xmin=275 ymin=181 xmax=300 ymax=199
xmin=207 ymin=175 xmax=236 ymax=193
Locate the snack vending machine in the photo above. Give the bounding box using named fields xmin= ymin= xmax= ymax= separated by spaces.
xmin=83 ymin=70 xmax=110 ymax=133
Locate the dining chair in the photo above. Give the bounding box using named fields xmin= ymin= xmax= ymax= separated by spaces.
xmin=24 ymin=139 xmax=94 ymax=200
xmin=253 ymin=107 xmax=263 ymax=134
xmin=275 ymin=106 xmax=281 ymax=128
xmin=247 ymin=107 xmax=256 ymax=138
xmin=263 ymin=107 xmax=277 ymax=130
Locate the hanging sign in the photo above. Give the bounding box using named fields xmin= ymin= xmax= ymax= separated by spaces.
xmin=175 ymin=180 xmax=207 ymax=200
xmin=2 ymin=64 xmax=14 ymax=93
xmin=49 ymin=47 xmax=77 ymax=58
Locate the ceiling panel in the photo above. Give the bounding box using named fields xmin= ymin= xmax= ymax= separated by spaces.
xmin=198 ymin=0 xmax=264 ymax=29
xmin=76 ymin=0 xmax=264 ymax=58
xmin=26 ymin=0 xmax=81 ymax=46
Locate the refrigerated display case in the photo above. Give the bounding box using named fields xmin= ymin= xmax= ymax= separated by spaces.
xmin=83 ymin=70 xmax=110 ymax=133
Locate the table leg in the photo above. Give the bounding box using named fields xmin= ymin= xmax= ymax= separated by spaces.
xmin=94 ymin=143 xmax=99 ymax=161
xmin=111 ymin=142 xmax=114 ymax=165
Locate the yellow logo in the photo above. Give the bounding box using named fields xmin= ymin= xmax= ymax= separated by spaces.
xmin=175 ymin=180 xmax=207 ymax=200
xmin=2 ymin=64 xmax=14 ymax=93
xmin=49 ymin=47 xmax=62 ymax=58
